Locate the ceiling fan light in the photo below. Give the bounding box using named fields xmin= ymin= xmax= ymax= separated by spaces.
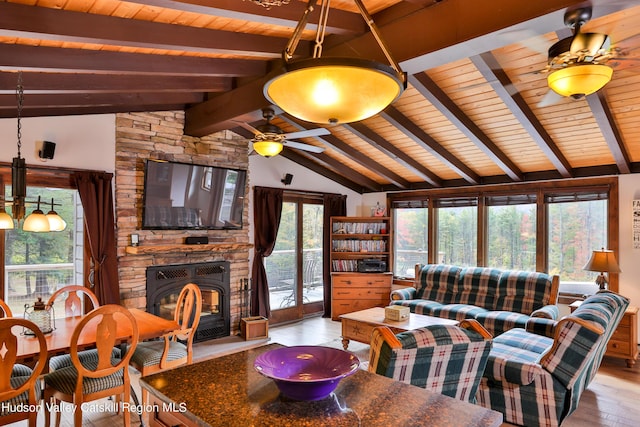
xmin=547 ymin=64 xmax=613 ymax=98
xmin=253 ymin=140 xmax=284 ymax=157
xmin=264 ymin=57 xmax=405 ymax=125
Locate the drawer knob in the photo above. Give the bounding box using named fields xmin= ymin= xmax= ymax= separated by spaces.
xmin=612 ymin=343 xmax=619 ymax=348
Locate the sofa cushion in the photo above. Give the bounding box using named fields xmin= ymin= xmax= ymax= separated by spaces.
xmin=474 ymin=311 xmax=531 ymax=336
xmin=432 ymin=304 xmax=489 ymax=322
xmin=494 ymin=270 xmax=554 ymax=314
xmin=455 ymin=267 xmax=501 ymax=308
xmin=392 ymin=299 xmax=444 ymax=317
xmin=484 ymin=328 xmax=553 ymax=384
xmin=415 ymin=264 xmax=461 ymax=303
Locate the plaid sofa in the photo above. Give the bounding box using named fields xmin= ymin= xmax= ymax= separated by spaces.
xmin=390 ymin=264 xmax=560 ymax=336
xmin=475 ymin=290 xmax=629 ymax=427
xmin=368 ymin=319 xmax=492 ymax=403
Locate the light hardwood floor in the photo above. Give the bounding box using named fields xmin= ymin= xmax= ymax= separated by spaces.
xmin=7 ymin=316 xmax=640 ymax=426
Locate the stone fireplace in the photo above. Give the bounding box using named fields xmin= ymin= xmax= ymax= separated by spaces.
xmin=114 ymin=111 xmax=252 ymax=337
xmin=146 ymin=261 xmax=231 ymax=342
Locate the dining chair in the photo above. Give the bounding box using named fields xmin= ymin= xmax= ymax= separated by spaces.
xmin=368 ymin=319 xmax=492 ymax=403
xmin=129 ymin=283 xmax=202 ymax=375
xmin=0 ymin=318 xmax=48 ymax=427
xmin=46 ymin=285 xmax=115 ymax=372
xmin=43 ymin=304 xmax=139 ymax=427
xmin=0 ymin=298 xmax=12 ymax=317
xmin=47 ymin=285 xmax=99 ymax=317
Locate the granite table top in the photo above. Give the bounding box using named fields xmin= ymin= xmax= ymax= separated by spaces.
xmin=140 ymin=343 xmax=503 ymax=427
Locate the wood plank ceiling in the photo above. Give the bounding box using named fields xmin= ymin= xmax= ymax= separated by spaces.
xmin=1 ymin=0 xmax=639 ymax=193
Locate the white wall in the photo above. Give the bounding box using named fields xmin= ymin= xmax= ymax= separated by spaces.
xmin=617 ymin=175 xmax=640 ymax=332
xmin=0 ymin=115 xmax=116 ymax=172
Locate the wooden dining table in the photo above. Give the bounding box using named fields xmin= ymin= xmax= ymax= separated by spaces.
xmin=16 ymin=308 xmax=180 ymax=364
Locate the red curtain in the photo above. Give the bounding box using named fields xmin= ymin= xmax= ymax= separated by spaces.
xmin=251 ymin=187 xmax=283 ymax=318
xmin=73 ymin=171 xmax=120 ymax=305
xmin=322 ymin=194 xmax=346 ymax=317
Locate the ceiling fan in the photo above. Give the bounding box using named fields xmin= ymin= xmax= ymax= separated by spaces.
xmin=237 ymin=108 xmax=329 ymax=157
xmin=536 ymin=3 xmax=639 ymax=106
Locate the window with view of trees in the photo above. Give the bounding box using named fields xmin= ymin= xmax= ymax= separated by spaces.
xmin=487 ymin=195 xmax=536 ymax=271
xmin=2 ymin=186 xmax=82 ymax=316
xmin=389 ymin=178 xmax=618 ymax=290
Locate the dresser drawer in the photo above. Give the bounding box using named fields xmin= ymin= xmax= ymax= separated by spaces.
xmin=332 ymin=287 xmax=390 ymax=300
xmin=332 ymin=274 xmax=392 ymax=288
xmin=607 ymin=339 xmax=631 ymax=357
xmin=610 ymin=325 xmax=630 ymax=342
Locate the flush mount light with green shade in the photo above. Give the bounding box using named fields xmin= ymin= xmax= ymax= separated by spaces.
xmin=0 ymin=72 xmax=66 ymax=233
xmin=263 ymin=0 xmax=406 ymax=125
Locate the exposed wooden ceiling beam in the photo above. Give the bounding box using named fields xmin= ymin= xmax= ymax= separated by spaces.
xmin=343 ymin=122 xmax=442 ymax=187
xmin=410 ymin=72 xmax=524 ymax=181
xmin=280 ymin=115 xmax=411 ymax=189
xmin=126 ymin=0 xmax=366 ymax=35
xmin=0 ymin=72 xmax=232 ymax=94
xmin=0 ymin=44 xmax=266 ymax=77
xmin=0 ymin=2 xmax=302 ymax=59
xmin=586 ymin=91 xmax=632 ymax=174
xmin=380 ymin=106 xmax=480 ymax=185
xmin=0 ymin=92 xmax=205 ymax=109
xmin=0 ymin=104 xmax=189 ymax=119
xmin=280 ymin=150 xmax=375 ymax=194
xmin=474 ymin=52 xmax=574 ymax=178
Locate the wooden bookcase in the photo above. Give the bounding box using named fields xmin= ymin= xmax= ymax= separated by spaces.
xmin=330 ymin=216 xmax=392 ymax=320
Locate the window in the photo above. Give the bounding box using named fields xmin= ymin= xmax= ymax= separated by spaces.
xmin=392 ymin=201 xmax=428 ymax=278
xmin=2 ymin=186 xmax=83 ymax=316
xmin=487 ymin=194 xmax=536 ymax=270
xmin=547 ymin=192 xmax=608 ymax=281
xmin=387 ymin=178 xmax=618 ymax=290
xmin=436 ymin=198 xmax=477 ymax=266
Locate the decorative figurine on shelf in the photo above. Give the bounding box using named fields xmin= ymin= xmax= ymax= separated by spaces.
xmin=373 ymin=202 xmax=386 ymax=217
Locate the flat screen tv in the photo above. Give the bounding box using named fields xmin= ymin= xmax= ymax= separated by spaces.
xmin=142 ymin=159 xmax=247 ymax=230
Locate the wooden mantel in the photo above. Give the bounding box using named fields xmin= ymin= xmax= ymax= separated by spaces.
xmin=125 ymin=242 xmax=253 ymax=255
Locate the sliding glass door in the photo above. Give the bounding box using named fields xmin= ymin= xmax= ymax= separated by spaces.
xmin=266 ymin=196 xmax=324 ymax=324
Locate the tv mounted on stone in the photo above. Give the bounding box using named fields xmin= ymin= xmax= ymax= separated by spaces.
xmin=142 ymin=159 xmax=246 ymax=230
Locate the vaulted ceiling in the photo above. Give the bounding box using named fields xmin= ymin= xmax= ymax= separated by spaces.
xmin=1 ymin=0 xmax=639 ymax=193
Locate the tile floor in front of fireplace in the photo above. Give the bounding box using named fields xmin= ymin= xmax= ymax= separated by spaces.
xmin=6 ymin=316 xmax=342 ymax=427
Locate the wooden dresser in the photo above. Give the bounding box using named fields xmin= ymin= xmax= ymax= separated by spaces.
xmin=570 ymin=301 xmax=638 ymax=368
xmin=331 ymin=272 xmax=392 ymax=320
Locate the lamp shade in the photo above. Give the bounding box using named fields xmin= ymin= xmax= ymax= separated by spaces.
xmin=582 ymin=249 xmax=621 ymax=273
xmin=253 ymin=140 xmax=283 ymax=157
xmin=547 ymin=64 xmax=613 ymax=98
xmin=22 ymin=209 xmax=50 ymax=232
xmin=264 ymin=57 xmax=405 ymax=125
xmin=0 ymin=209 xmax=14 ymax=229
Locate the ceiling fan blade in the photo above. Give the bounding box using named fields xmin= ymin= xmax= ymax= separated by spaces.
xmin=538 ymin=89 xmax=564 ymax=107
xmin=284 ymin=141 xmax=325 ymax=153
xmin=231 ymin=120 xmax=261 ymax=136
xmin=282 ymin=128 xmax=330 ymax=140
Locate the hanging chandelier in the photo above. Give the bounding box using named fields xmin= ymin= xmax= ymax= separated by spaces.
xmin=0 ymin=72 xmax=66 ymax=232
xmin=263 ymin=0 xmax=406 ymax=125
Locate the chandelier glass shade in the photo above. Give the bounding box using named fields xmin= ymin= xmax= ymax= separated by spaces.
xmin=264 ymin=57 xmax=405 ymax=125
xmin=547 ymin=64 xmax=613 ymax=98
xmin=264 ymin=0 xmax=406 ymax=125
xmin=252 ymin=140 xmax=284 ymax=157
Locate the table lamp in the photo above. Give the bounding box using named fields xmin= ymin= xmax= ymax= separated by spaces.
xmin=582 ymin=248 xmax=621 ymax=290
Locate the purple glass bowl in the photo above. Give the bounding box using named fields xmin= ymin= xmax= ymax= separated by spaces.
xmin=254 ymin=346 xmax=360 ymax=401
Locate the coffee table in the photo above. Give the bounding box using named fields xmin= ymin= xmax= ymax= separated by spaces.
xmin=339 ymin=307 xmax=458 ymax=349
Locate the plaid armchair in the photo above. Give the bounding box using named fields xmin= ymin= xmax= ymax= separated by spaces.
xmin=368 ymin=319 xmax=492 ymax=403
xmin=476 ymin=290 xmax=629 ymax=427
